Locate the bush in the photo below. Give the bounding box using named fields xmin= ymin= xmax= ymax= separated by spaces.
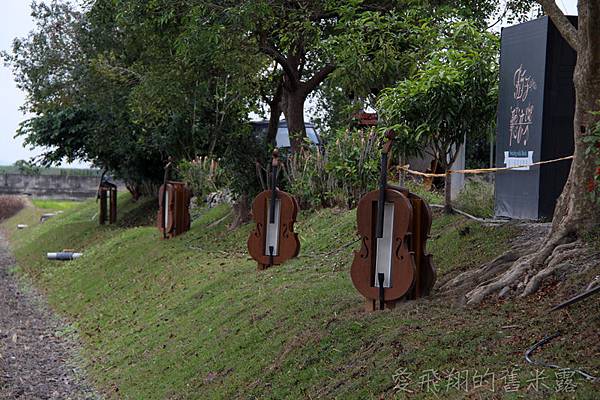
xmin=283 ymin=128 xmax=451 ymax=210
xmin=403 ymin=179 xmax=444 ymax=205
xmin=283 ymin=128 xmax=382 ymax=209
xmin=178 ymin=157 xmax=229 ymax=200
xmin=283 ymin=147 xmax=343 ymax=209
xmin=325 ymin=128 xmax=382 ymax=207
xmin=0 ymin=196 xmax=26 ymax=220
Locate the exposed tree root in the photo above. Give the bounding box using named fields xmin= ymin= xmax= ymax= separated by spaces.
xmin=465 ymin=252 xmax=537 ymax=304
xmin=439 ymin=245 xmax=528 ymax=297
xmin=441 ymin=221 xmax=599 ymax=305
xmin=522 ymin=240 xmax=584 ymax=296
xmin=466 ymin=229 xmax=578 ymax=304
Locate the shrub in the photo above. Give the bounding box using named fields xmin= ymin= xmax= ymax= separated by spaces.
xmin=283 ymin=147 xmax=343 ymax=209
xmin=283 ymin=128 xmax=450 ymax=210
xmin=283 ymin=128 xmax=382 ymax=209
xmin=403 ymin=179 xmax=444 ymax=205
xmin=178 ymin=157 xmax=229 ymax=200
xmin=0 ymin=196 xmax=26 ymax=220
xmin=325 ymin=128 xmax=382 ymax=207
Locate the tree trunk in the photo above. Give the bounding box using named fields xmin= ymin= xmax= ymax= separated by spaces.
xmin=283 ymin=89 xmax=307 ymax=152
xmin=126 ymin=183 xmax=141 ymax=201
xmin=230 ymin=194 xmax=250 ymax=230
xmin=443 ymin=167 xmax=453 ymax=213
xmin=545 ymin=0 xmax=600 ymax=238
xmin=266 ymin=81 xmax=284 ymax=145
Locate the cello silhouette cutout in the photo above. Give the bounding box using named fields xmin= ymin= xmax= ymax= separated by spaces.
xmin=351 ymin=131 xmax=418 ymax=311
xmin=248 ymin=149 xmax=300 ymax=270
xmin=157 ymin=159 xmax=191 ymax=239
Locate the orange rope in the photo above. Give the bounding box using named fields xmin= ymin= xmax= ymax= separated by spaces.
xmin=397 ymin=155 xmax=574 ymax=178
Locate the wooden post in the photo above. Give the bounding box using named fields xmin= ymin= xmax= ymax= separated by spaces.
xmin=109 ymin=187 xmax=117 ymax=224
xmin=99 ymin=188 xmax=107 ymax=225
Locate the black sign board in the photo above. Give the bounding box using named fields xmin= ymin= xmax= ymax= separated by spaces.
xmin=495 ymin=17 xmax=576 ymax=220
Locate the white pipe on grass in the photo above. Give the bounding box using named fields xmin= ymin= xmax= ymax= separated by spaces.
xmin=47 ymin=252 xmax=83 ymax=261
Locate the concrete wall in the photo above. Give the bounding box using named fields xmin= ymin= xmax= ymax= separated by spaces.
xmin=406 ymin=139 xmax=466 ymax=201
xmin=0 ymin=173 xmax=102 ymax=200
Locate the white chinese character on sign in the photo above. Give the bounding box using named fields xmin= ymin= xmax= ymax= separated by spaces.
xmin=445 ymin=368 xmax=469 ymax=393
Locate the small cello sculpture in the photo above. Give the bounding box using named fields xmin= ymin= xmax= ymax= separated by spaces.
xmin=248 ymin=149 xmax=300 ymax=270
xmin=351 ymin=131 xmax=416 ymax=311
xmin=97 ymin=169 xmax=117 ymax=225
xmin=406 ymin=191 xmax=436 ymax=298
xmin=157 ymin=159 xmax=192 ymax=239
xmin=388 ymin=186 xmax=437 ymax=298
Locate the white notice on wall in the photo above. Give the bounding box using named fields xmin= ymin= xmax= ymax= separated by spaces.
xmin=504 ymin=151 xmax=534 ymax=171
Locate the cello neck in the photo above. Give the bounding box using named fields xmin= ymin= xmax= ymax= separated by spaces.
xmin=376 ymin=131 xmax=394 ymax=238
xmin=163 ymin=159 xmax=172 ymax=187
xmin=270 ymin=149 xmax=279 ymax=224
xmin=379 ymin=151 xmax=388 ymax=193
xmin=271 ymin=161 xmax=278 ymax=192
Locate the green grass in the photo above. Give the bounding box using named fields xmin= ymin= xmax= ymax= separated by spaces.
xmin=32 ymin=199 xmax=80 ymax=211
xmin=455 ymin=178 xmax=495 ymax=218
xmin=2 ymin=197 xmax=598 ymax=399
xmin=403 ymin=180 xmax=444 ymax=205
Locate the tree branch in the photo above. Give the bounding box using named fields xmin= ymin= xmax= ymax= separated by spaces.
xmin=302 ymin=63 xmax=336 ymax=96
xmin=259 ymin=44 xmax=299 ymax=90
xmin=537 ymin=0 xmax=579 ymax=51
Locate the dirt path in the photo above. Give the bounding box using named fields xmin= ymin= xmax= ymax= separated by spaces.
xmin=0 ymin=232 xmax=100 ymax=399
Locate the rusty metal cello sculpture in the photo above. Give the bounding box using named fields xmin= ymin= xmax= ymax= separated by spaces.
xmin=351 ymin=131 xmax=415 ymax=311
xmin=97 ymin=170 xmax=117 ymax=225
xmin=248 ymin=149 xmax=300 ymax=270
xmin=351 ymin=131 xmax=436 ymax=311
xmin=157 ymin=160 xmax=192 ymax=239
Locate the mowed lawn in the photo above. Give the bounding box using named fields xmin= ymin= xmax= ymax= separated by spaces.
xmin=2 ymin=195 xmax=598 ymax=399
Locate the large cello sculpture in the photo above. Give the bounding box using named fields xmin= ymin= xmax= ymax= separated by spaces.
xmin=157 ymin=160 xmax=192 ymax=239
xmin=351 ymin=131 xmax=436 ymax=311
xmin=248 ymin=149 xmax=300 ymax=270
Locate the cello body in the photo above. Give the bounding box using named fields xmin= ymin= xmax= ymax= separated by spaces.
xmin=407 ymin=192 xmax=436 ymax=298
xmin=247 ymin=189 xmax=300 ymax=269
xmin=350 ymin=130 xmax=435 ymax=311
xmin=157 ymin=182 xmax=175 ymax=237
xmin=351 ymin=189 xmax=415 ymax=305
xmin=388 ymin=185 xmax=437 ymax=298
xmin=247 ymin=149 xmax=300 ymax=270
xmin=157 ymin=181 xmax=191 ymax=239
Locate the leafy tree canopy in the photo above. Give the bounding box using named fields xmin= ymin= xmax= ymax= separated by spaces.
xmin=2 ymin=0 xmax=532 ymax=198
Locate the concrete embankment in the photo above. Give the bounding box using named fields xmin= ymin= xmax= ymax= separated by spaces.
xmin=0 ymin=173 xmax=101 ymax=200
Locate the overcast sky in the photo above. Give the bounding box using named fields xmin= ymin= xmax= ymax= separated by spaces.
xmin=0 ymin=0 xmax=579 ymax=167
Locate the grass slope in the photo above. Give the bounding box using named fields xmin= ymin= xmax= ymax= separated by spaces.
xmin=2 ymin=196 xmax=598 ymax=399
xmin=32 ymin=199 xmax=80 ymax=211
